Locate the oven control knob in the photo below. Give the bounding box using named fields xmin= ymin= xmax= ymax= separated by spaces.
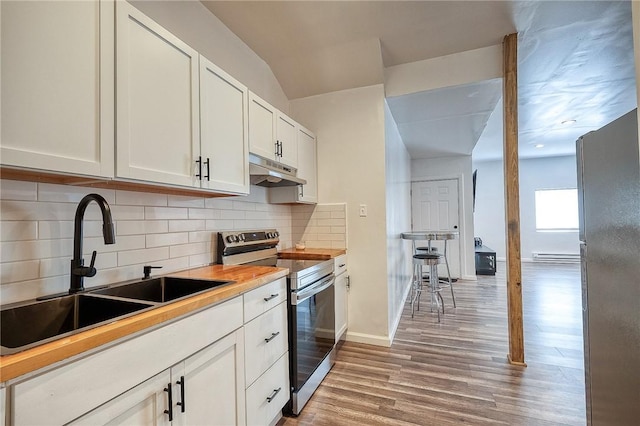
xmin=226 ymin=235 xmax=234 ymax=243
xmin=238 ymin=234 xmax=245 ymax=241
xmin=266 ymin=232 xmax=273 ymax=238
xmin=274 ymin=231 xmax=279 ymax=237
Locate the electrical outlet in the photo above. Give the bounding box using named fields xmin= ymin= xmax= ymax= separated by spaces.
xmin=359 ymin=204 xmax=367 ymax=217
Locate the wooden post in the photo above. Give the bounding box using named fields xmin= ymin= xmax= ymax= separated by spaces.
xmin=503 ymin=33 xmax=526 ymax=366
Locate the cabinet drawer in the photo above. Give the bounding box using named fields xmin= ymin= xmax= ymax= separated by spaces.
xmin=246 ymin=353 xmax=289 ymax=426
xmin=334 ymin=254 xmax=348 ymax=276
xmin=243 ymin=277 xmax=287 ymax=323
xmin=244 ymin=301 xmax=288 ymax=387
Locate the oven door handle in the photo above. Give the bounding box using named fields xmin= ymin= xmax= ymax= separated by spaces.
xmin=293 ymin=275 xmax=335 ymax=305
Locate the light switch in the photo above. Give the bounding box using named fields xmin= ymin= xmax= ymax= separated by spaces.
xmin=359 ymin=204 xmax=367 ymax=217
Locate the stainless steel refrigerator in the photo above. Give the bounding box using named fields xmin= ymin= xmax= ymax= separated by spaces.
xmin=576 ymin=109 xmax=640 ymax=426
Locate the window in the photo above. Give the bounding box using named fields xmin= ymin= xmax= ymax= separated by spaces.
xmin=534 ymin=188 xmax=579 ymax=231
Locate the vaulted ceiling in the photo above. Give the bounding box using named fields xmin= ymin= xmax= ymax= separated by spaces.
xmin=202 ymin=1 xmax=636 ymax=161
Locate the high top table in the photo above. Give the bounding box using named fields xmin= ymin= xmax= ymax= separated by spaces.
xmin=402 ymin=230 xmax=459 ymax=308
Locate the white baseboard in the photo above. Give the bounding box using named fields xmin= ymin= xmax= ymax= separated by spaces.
xmin=388 ymin=278 xmax=413 ymax=345
xmin=344 ymin=331 xmax=391 ymax=347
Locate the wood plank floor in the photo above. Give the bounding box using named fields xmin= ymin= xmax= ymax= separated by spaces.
xmin=279 ymin=262 xmax=586 ymax=425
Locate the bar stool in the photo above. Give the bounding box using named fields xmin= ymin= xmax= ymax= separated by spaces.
xmin=416 ymin=245 xmax=456 ymax=308
xmin=412 ymin=253 xmax=445 ymax=322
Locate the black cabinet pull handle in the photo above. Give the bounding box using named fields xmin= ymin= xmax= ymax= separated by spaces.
xmin=176 ymin=376 xmax=186 ymax=413
xmin=164 ymin=383 xmax=173 ymax=421
xmin=204 ymin=158 xmax=210 ymax=181
xmin=264 ymin=331 xmax=280 ymax=343
xmin=338 ymin=264 xmax=346 ymax=268
xmin=195 ymin=156 xmax=202 ymax=179
xmin=274 ymin=141 xmax=279 ymax=157
xmin=263 ymin=293 xmax=278 ymax=302
xmin=279 ymin=141 xmax=283 ymax=156
xmin=266 ymin=387 xmax=282 ymax=403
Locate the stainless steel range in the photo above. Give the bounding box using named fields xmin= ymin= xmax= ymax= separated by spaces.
xmin=217 ymin=229 xmax=336 ymax=416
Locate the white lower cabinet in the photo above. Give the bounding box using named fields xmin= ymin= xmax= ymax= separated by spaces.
xmin=70 ymin=369 xmax=172 ymax=426
xmin=242 ymin=284 xmax=290 ymax=426
xmin=245 ymin=354 xmax=289 ymax=426
xmin=334 ymin=254 xmax=349 ymax=343
xmin=71 ymin=330 xmax=245 ymax=426
xmin=10 ymin=297 xmax=244 ymax=425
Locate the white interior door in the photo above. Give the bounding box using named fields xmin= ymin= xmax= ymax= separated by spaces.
xmin=411 ymin=179 xmax=461 ymax=278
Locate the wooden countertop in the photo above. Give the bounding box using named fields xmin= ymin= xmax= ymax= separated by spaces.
xmin=0 ymin=265 xmax=288 ymax=383
xmin=278 ymin=248 xmax=346 ymax=260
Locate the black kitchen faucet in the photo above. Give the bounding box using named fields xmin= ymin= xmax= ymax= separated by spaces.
xmin=69 ymin=193 xmax=116 ymax=293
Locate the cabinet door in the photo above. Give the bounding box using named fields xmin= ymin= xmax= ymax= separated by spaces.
xmin=248 ymin=92 xmax=277 ymax=161
xmin=245 ymin=353 xmax=289 ymax=426
xmin=200 ymin=56 xmax=249 ymax=195
xmin=335 ymin=273 xmax=349 ymax=342
xmin=69 ymin=370 xmax=171 ymax=426
xmin=276 ymin=113 xmax=298 ymax=168
xmin=116 ymin=1 xmax=200 ymax=187
xmin=172 ymin=329 xmax=246 ymax=426
xmin=0 ymin=0 xmax=114 ymax=177
xmin=296 ymin=126 xmax=318 ymax=203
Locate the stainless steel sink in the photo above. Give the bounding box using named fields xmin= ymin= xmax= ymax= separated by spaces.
xmin=1 ymin=294 xmax=154 ymax=355
xmin=91 ymin=277 xmax=233 ymax=303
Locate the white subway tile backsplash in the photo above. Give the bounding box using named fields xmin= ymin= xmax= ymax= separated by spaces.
xmin=116 ymin=190 xmax=167 ymax=206
xmin=168 ymin=195 xmax=205 ymax=208
xmin=0 ymin=179 xmax=295 ymax=302
xmin=205 ymin=198 xmax=234 ymax=210
xmin=117 ymin=247 xmax=169 ymax=267
xmin=111 ymin=205 xmax=145 ymax=221
xmin=331 ymin=210 xmax=346 ymax=219
xmin=169 ymin=242 xmax=208 ymax=258
xmin=0 ymin=180 xmax=37 ymax=201
xmin=169 ymin=220 xmax=205 ymax=233
xmin=117 ymin=220 xmax=168 ymax=236
xmin=38 ymin=183 xmax=115 ymax=204
xmin=1 ymin=276 xmax=68 ymax=305
xmin=220 ymin=209 xmax=243 ymax=220
xmin=1 ymin=260 xmax=40 ymax=284
xmin=145 ymin=206 xmax=189 ymax=220
xmin=188 ymin=208 xmax=221 ymax=220
xmin=1 ymin=239 xmax=72 ymax=262
xmin=1 ymin=221 xmax=38 ymax=241
xmin=146 ymin=232 xmax=189 ymax=248
xmin=188 ymin=231 xmax=213 ymax=243
xmin=291 ymin=203 xmax=347 ymax=251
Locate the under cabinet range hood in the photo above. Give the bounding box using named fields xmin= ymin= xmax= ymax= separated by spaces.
xmin=249 ymin=154 xmax=306 ymax=187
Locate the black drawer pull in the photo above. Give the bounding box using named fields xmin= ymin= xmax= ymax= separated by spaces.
xmin=164 ymin=383 xmax=173 ymax=421
xmin=338 ymin=264 xmax=346 ymax=268
xmin=264 ymin=332 xmax=280 ymax=343
xmin=266 ymin=387 xmax=282 ymax=403
xmin=263 ymin=293 xmax=278 ymax=302
xmin=176 ymin=376 xmax=185 ymax=413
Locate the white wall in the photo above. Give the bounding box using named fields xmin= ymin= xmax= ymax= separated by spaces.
xmin=130 ymin=0 xmax=289 ymax=112
xmin=0 ymin=180 xmax=292 ymax=304
xmin=290 ymin=85 xmax=392 ymax=346
xmin=473 ymin=155 xmax=580 ymax=261
xmin=634 ymin=1 xmax=640 ymax=154
xmin=411 ymin=156 xmax=476 ymax=280
xmin=384 ymin=101 xmax=412 ymax=341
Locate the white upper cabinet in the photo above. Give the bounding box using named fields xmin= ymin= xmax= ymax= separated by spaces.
xmin=248 ymin=92 xmax=278 ymax=162
xmin=248 ymin=91 xmax=300 ymax=169
xmin=276 ymin=113 xmax=298 ymax=168
xmin=199 ymin=57 xmax=249 ymax=195
xmin=0 ymin=0 xmax=114 ymax=177
xmin=269 ymin=124 xmax=318 ymax=204
xmin=296 ymin=126 xmax=318 ymax=203
xmin=115 ymin=1 xmax=200 ymax=188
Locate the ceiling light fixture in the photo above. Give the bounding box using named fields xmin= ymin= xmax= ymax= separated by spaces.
xmin=561 ymin=119 xmax=577 ymax=125
xmin=535 ymin=144 xmax=544 ymax=148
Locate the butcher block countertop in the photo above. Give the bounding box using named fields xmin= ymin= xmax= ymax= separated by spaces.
xmin=278 ymin=248 xmax=346 ymax=260
xmin=0 ymin=265 xmax=288 ymax=383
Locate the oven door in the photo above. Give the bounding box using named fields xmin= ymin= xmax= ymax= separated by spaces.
xmin=289 ymin=274 xmax=336 ymax=393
